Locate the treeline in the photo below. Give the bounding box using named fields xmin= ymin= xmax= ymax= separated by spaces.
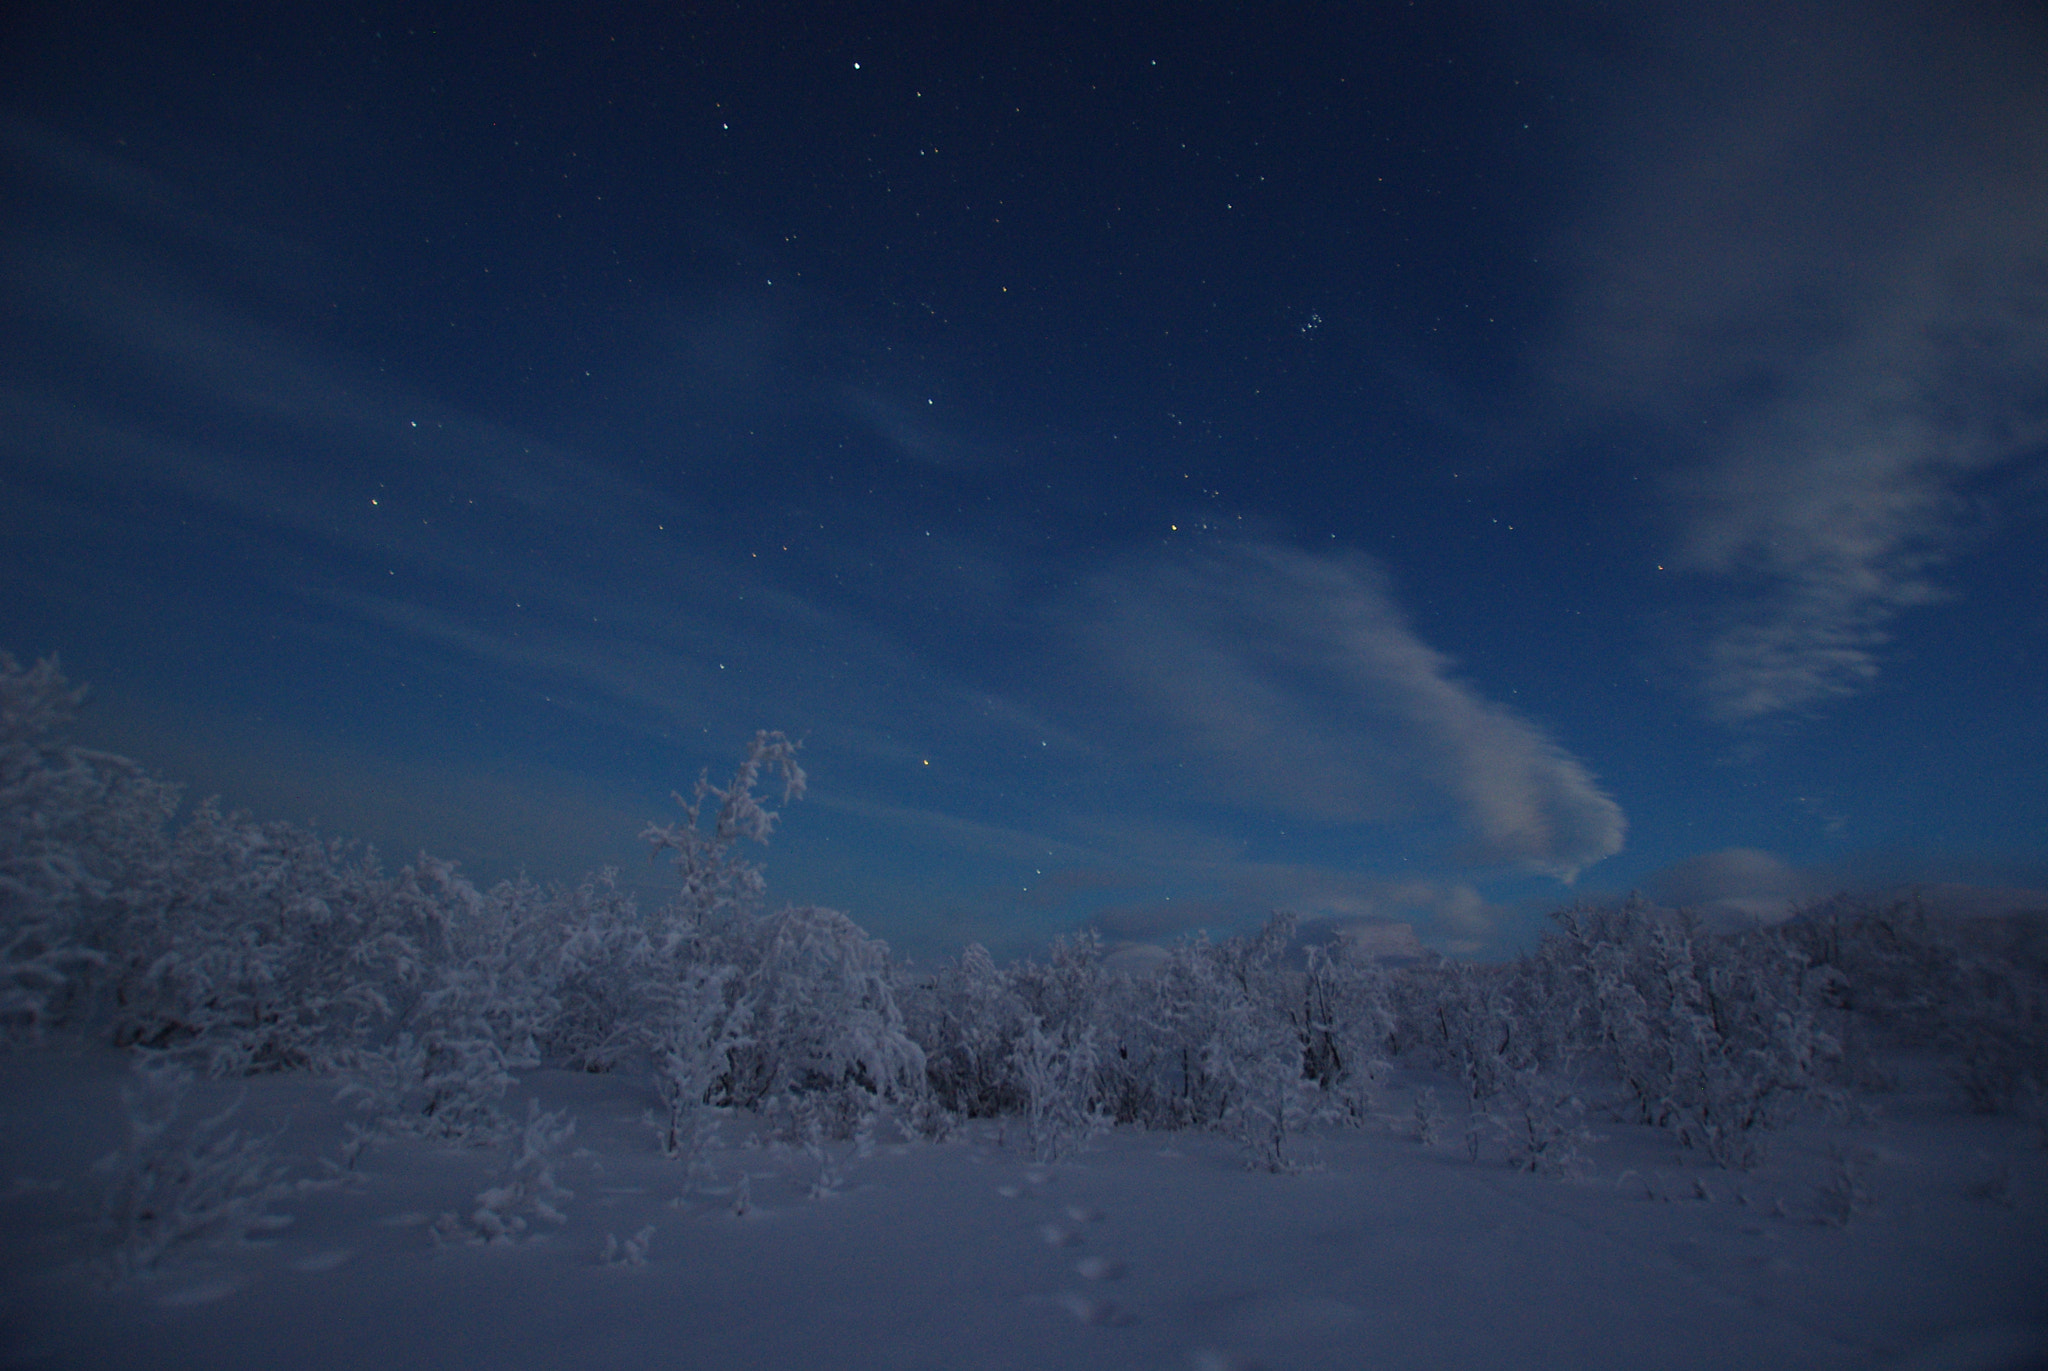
xmin=5 ymin=654 xmax=2044 ymax=1176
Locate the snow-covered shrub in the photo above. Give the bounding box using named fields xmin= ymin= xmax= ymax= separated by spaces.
xmin=1008 ymin=929 xmax=1112 ymax=1049
xmin=1780 ymin=894 xmax=2047 ymax=1117
xmin=1780 ymin=894 xmax=1959 ymax=1028
xmin=1089 ymin=916 xmax=1312 ymax=1168
xmin=331 ymin=1032 xmax=425 ymax=1125
xmin=722 ymin=903 xmax=927 ymax=1138
xmin=1942 ymin=961 xmax=2048 ymax=1117
xmin=109 ymin=804 xmax=416 ymax=1074
xmin=332 ymin=887 xmax=562 ymax=1146
xmin=0 ymin=654 xmax=174 ymax=1041
xmin=1397 ymin=955 xmax=1524 ymax=1108
xmin=355 ymin=858 xmax=579 ymax=1139
xmin=1543 ymin=898 xmax=1838 ymax=1169
xmin=432 ymin=1098 xmax=576 ymax=1245
xmin=902 ymin=942 xmax=1032 ymax=1120
xmin=1178 ymin=914 xmax=1317 ymax=1167
xmin=639 ymin=730 xmax=805 ymax=927
xmin=633 ymin=734 xmax=925 ymax=1138
xmin=1507 ymin=925 xmax=1600 ymax=1073
xmin=94 ymin=1056 xmax=298 ymax=1281
xmin=536 ymin=869 xmax=650 ymax=1072
xmin=62 ymin=787 xmax=553 ymax=1089
xmin=1296 ymin=939 xmax=1394 ymax=1126
xmin=780 ymin=1089 xmax=870 ymax=1197
xmin=371 ymin=862 xmax=579 ymax=1076
xmin=331 ymin=1028 xmax=511 ymax=1145
xmin=0 ymin=662 xmax=423 ymax=1063
xmin=313 ymin=857 xmax=566 ymax=1143
xmin=1208 ymin=911 xmax=1300 ymax=1016
xmin=2 ymin=910 xmax=103 ymax=1044
xmin=398 ymin=1023 xmax=517 ymax=1142
xmin=1096 ymin=936 xmax=1232 ymax=1129
xmin=645 ymin=961 xmax=743 ymax=1179
xmin=1208 ymin=995 xmax=1315 ymax=1173
xmin=1011 ymin=1016 xmax=1103 ymax=1161
xmin=1488 ymin=1068 xmax=1592 ymax=1176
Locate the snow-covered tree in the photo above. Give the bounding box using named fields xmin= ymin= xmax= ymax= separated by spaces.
xmin=1541 ymin=898 xmax=1839 ymax=1169
xmin=537 ymin=869 xmax=650 ymax=1072
xmin=1296 ymin=938 xmax=1395 ymax=1127
xmin=639 ymin=730 xmax=804 ymax=927
xmin=1011 ymin=1014 xmax=1103 ymax=1161
xmin=1084 ymin=915 xmax=1313 ymax=1167
xmin=902 ymin=942 xmax=1032 ymax=1120
xmin=1 ymin=654 xmax=174 ymax=1040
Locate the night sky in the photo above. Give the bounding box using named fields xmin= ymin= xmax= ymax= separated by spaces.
xmin=4 ymin=2 xmax=2045 ymax=961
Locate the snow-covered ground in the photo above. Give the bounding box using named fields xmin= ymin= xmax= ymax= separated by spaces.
xmin=5 ymin=1046 xmax=2043 ymax=1371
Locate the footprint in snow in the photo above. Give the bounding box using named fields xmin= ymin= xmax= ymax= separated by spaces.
xmin=155 ymin=1276 xmax=245 ymax=1307
xmin=1003 ymin=1171 xmax=1132 ymax=1322
xmin=1056 ymin=1290 xmax=1134 ymax=1327
xmin=1037 ymin=1201 xmax=1134 ymax=1322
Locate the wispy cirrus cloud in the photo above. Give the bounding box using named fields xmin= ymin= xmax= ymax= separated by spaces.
xmin=1542 ymin=0 xmax=2048 ymax=722
xmin=1068 ymin=541 xmax=1625 ymax=880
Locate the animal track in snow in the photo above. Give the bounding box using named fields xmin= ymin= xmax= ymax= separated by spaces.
xmin=1005 ymin=1167 xmax=1135 ymax=1326
xmin=1055 ymin=1289 xmax=1134 ymax=1326
xmin=1191 ymin=1349 xmax=1269 ymax=1370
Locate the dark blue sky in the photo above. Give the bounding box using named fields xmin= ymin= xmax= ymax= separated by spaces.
xmin=5 ymin=1 xmax=2045 ymax=960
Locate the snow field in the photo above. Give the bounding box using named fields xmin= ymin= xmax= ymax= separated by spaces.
xmin=4 ymin=1048 xmax=2044 ymax=1371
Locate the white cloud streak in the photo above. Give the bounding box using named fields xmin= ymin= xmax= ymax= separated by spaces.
xmin=1545 ymin=0 xmax=2048 ymax=721
xmin=1073 ymin=542 xmax=1626 ymax=880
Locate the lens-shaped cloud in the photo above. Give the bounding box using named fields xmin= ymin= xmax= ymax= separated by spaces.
xmin=1071 ymin=542 xmax=1625 ymax=880
xmin=1542 ymin=1 xmax=2048 ymax=722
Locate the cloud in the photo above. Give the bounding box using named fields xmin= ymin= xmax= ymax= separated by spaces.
xmin=1085 ymin=867 xmax=1501 ymax=959
xmin=2 ymin=118 xmax=328 ymax=295
xmin=1236 ymin=871 xmax=1499 ymax=956
xmin=74 ymin=687 xmax=657 ymax=888
xmin=1638 ymin=847 xmax=2048 ymax=932
xmin=1071 ymin=542 xmax=1625 ymax=880
xmin=1542 ymin=0 xmax=2048 ymax=722
xmin=1641 ymin=846 xmax=1812 ymax=928
xmin=841 ymin=386 xmax=1041 ymax=472
xmin=0 ymin=136 xmax=1000 ymax=767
